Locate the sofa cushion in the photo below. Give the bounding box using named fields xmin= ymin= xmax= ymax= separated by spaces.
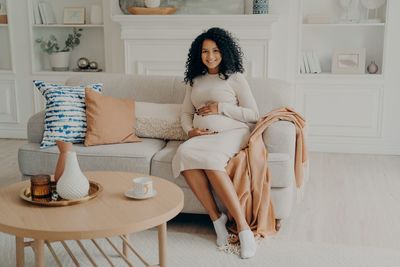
xmin=33 ymin=80 xmax=103 ymax=148
xmin=84 ymin=88 xmax=141 ymax=146
xmin=66 ymin=74 xmax=187 ymax=104
xmin=135 ymin=102 xmax=187 ymax=141
xmin=18 ymin=138 xmax=166 ymax=176
xmin=150 ymin=141 xmax=293 ymax=188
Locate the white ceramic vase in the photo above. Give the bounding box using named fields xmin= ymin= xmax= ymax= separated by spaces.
xmin=56 ymin=151 xmax=90 ymax=200
xmin=145 ymin=0 xmax=160 ymax=8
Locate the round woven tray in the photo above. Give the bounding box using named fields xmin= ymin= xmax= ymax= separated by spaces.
xmin=19 ymin=181 xmax=103 ymax=207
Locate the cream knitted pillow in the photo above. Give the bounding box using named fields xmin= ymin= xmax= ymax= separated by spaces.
xmin=135 ymin=102 xmax=188 ymax=141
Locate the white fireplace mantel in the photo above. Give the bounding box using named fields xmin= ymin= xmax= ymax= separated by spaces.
xmin=112 ymin=14 xmax=279 ymax=40
xmin=111 ymin=14 xmax=279 ymax=77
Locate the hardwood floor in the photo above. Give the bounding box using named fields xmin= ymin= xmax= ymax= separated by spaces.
xmin=1 ymin=139 xmax=399 ymax=251
xmin=0 ymin=139 xmax=26 ymax=186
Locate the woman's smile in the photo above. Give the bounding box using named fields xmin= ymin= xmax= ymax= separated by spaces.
xmin=201 ymin=39 xmax=222 ymax=74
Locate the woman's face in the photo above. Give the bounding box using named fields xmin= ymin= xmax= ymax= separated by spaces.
xmin=201 ymin=39 xmax=222 ymax=74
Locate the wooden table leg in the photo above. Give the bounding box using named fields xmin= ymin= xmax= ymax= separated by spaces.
xmin=33 ymin=239 xmax=45 ymax=267
xmin=122 ymin=234 xmax=129 ymax=257
xmin=16 ymin=236 xmax=25 ymax=267
xmin=158 ymin=223 xmax=167 ymax=267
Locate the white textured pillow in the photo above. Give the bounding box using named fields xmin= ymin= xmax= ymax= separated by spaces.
xmin=135 ymin=102 xmax=188 ymax=141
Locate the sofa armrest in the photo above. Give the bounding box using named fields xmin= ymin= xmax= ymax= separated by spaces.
xmin=27 ymin=110 xmax=45 ymax=143
xmin=262 ymin=120 xmax=295 ymax=167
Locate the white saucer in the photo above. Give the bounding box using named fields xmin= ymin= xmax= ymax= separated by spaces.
xmin=124 ymin=189 xmax=157 ymax=200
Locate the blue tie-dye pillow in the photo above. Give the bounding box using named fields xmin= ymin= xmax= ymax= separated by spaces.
xmin=33 ymin=80 xmax=103 ymax=148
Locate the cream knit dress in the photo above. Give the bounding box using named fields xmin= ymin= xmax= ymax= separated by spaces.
xmin=172 ymin=72 xmax=260 ymax=178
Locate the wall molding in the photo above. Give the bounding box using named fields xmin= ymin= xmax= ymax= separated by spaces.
xmin=0 ymin=128 xmax=26 ymax=139
xmin=0 ymin=80 xmax=19 ymax=124
xmin=309 ymin=141 xmax=400 ymax=155
xmin=296 ymin=83 xmax=383 ymax=138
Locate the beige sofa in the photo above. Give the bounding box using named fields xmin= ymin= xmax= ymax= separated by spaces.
xmin=18 ymin=74 xmax=306 ymax=219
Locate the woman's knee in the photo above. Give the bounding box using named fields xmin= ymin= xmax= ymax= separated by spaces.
xmin=182 ymin=170 xmax=191 ymax=178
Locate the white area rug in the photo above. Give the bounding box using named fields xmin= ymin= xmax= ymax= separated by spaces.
xmin=1 ymin=230 xmax=399 ymax=267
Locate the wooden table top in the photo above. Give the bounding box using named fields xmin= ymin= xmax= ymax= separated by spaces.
xmin=0 ymin=171 xmax=184 ymax=240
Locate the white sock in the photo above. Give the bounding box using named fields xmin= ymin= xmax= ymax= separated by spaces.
xmin=212 ymin=213 xmax=229 ymax=247
xmin=239 ymin=229 xmax=257 ymax=259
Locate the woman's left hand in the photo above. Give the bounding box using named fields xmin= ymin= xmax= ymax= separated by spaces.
xmin=196 ymin=101 xmax=218 ymax=116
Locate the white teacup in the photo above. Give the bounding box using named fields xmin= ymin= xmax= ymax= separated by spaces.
xmin=132 ymin=177 xmax=153 ymax=197
xmin=145 ymin=0 xmax=160 ymax=8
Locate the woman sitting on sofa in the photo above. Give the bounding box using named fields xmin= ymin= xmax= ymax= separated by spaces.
xmin=172 ymin=27 xmax=260 ymax=259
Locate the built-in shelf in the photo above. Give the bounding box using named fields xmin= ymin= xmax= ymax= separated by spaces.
xmin=295 ymin=0 xmax=387 ymax=144
xmin=299 ymin=0 xmax=387 ymax=77
xmin=298 ymin=72 xmax=384 ymax=81
xmin=28 ymin=0 xmax=106 ymax=74
xmin=32 ymin=24 xmax=104 ymax=28
xmin=0 ymin=7 xmax=12 ymax=71
xmin=32 ymin=70 xmax=105 ymax=75
xmin=302 ymin=23 xmax=385 ymax=27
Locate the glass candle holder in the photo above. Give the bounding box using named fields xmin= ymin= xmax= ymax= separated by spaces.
xmin=30 ymin=175 xmax=52 ymax=202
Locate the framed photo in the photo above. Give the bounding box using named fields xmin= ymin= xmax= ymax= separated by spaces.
xmin=331 ymin=48 xmax=366 ymax=74
xmin=63 ymin=7 xmax=85 ymax=25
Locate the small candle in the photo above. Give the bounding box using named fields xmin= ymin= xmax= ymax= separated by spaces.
xmin=30 ymin=175 xmax=51 ymax=202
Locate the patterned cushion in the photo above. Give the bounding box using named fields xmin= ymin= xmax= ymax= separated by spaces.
xmin=33 ymin=80 xmax=103 ymax=148
xmin=135 ymin=102 xmax=188 ymax=141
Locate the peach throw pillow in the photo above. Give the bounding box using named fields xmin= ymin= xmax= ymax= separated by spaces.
xmin=84 ymin=88 xmax=141 ymax=146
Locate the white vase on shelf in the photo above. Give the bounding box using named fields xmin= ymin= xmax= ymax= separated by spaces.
xmin=145 ymin=0 xmax=160 ymax=8
xmin=339 ymin=0 xmax=361 ymax=23
xmin=360 ymin=0 xmax=386 ymax=23
xmin=56 ymin=151 xmax=90 ymax=200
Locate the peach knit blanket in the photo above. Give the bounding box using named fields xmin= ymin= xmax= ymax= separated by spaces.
xmin=225 ymin=107 xmax=307 ymax=237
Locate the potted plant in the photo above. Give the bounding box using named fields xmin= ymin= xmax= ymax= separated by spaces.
xmin=35 ymin=28 xmax=83 ymax=71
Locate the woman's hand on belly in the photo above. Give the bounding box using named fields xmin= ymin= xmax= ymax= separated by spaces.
xmin=188 ymin=128 xmax=218 ymax=139
xmin=196 ymin=101 xmax=218 ymax=116
xmin=193 ymin=114 xmax=247 ymax=133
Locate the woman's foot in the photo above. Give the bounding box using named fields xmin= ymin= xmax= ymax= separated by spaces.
xmin=239 ymin=229 xmax=257 ymax=259
xmin=212 ymin=213 xmax=229 ymax=246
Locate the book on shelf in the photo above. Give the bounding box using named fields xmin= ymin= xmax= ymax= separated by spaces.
xmin=299 ymin=55 xmax=306 ymax=73
xmin=301 ymin=50 xmax=322 ymax=74
xmin=306 ymin=51 xmax=317 ymax=73
xmin=38 ymin=2 xmax=56 ymax=25
xmin=312 ymin=51 xmax=322 ymax=73
xmin=38 ymin=2 xmax=46 ymax=24
xmin=302 ymin=52 xmax=311 ymax=73
xmin=32 ymin=0 xmax=42 ymax=24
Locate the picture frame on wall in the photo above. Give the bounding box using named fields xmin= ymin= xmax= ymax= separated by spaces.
xmin=331 ymin=48 xmax=366 ymax=74
xmin=63 ymin=7 xmax=85 ymax=25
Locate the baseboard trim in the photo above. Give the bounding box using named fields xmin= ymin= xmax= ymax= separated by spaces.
xmin=309 ymin=142 xmax=400 ymax=155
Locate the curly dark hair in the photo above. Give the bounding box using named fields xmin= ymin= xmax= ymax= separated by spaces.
xmin=184 ymin=27 xmax=244 ymax=86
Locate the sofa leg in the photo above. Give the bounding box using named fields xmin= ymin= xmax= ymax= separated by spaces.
xmin=275 ymin=219 xmax=281 ymax=231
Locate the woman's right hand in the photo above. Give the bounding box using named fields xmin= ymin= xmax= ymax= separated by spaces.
xmin=188 ymin=128 xmax=217 ymax=139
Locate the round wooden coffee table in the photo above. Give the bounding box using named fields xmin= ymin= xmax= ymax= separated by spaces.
xmin=0 ymin=171 xmax=184 ymax=267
